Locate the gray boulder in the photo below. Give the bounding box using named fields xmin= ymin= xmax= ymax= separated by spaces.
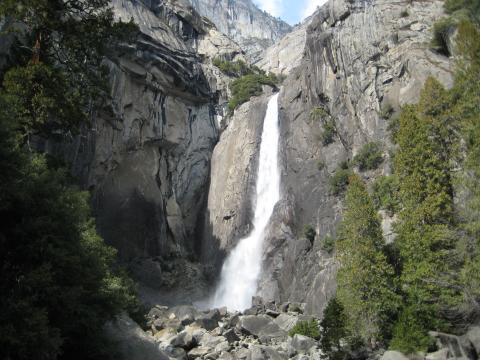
xmin=289 ymin=334 xmax=317 ymax=354
xmin=104 ymin=314 xmax=169 ymax=360
xmin=237 ymin=315 xmax=287 ymax=341
xmin=380 ymin=351 xmax=409 ymax=360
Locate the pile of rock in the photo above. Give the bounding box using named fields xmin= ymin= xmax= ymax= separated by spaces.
xmin=145 ymin=298 xmax=322 ymax=360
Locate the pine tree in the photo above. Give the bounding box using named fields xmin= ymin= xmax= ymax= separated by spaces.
xmin=320 ymin=297 xmax=348 ymax=360
xmin=336 ymin=175 xmax=399 ymax=348
xmin=391 ymin=80 xmax=459 ymax=352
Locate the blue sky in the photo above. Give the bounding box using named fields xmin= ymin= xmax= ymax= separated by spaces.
xmin=253 ymin=0 xmax=328 ymax=25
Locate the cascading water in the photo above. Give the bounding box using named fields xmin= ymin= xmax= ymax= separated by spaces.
xmin=208 ymin=93 xmax=281 ymax=311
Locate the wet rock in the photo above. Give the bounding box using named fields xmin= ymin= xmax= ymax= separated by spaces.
xmin=223 ymin=328 xmax=240 ymax=343
xmin=465 ymin=326 xmax=480 ymax=355
xmin=196 ymin=309 xmax=222 ymax=330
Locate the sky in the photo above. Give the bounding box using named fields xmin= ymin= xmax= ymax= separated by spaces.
xmin=253 ymin=0 xmax=328 ymax=25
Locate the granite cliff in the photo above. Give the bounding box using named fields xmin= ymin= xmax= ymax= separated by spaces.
xmin=190 ymin=0 xmax=292 ymax=61
xmin=204 ymin=0 xmax=454 ymax=318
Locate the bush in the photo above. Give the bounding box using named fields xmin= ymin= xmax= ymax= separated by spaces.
xmin=317 ymin=160 xmax=326 ymax=171
xmin=322 ymin=235 xmax=335 ymax=253
xmin=228 ymin=73 xmax=278 ymax=113
xmin=310 ymin=106 xmax=329 ymax=121
xmin=289 ymin=319 xmax=320 ymax=340
xmin=389 ymin=305 xmax=437 ymax=354
xmin=353 ymin=142 xmax=384 ymax=171
xmin=212 ymin=58 xmax=251 ymax=77
xmin=431 ymin=17 xmax=456 ymax=56
xmin=320 ymin=297 xmax=348 ymax=360
xmin=379 ymin=102 xmax=395 ymax=120
xmin=372 ymin=175 xmax=400 ymax=215
xmin=400 ymin=9 xmax=409 ymax=17
xmin=329 ymin=168 xmax=353 ymax=195
xmin=303 ymin=224 xmax=316 ymax=243
xmin=321 ymin=120 xmax=337 ymax=146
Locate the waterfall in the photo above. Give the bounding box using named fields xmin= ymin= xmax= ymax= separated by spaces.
xmin=209 ymin=93 xmax=281 ymax=311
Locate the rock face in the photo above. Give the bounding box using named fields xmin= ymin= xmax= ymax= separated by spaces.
xmin=201 ymin=91 xmax=274 ymax=269
xmin=51 ymin=0 xmax=242 ymax=277
xmin=203 ymin=0 xmax=454 ymax=317
xmin=190 ymin=0 xmax=291 ymax=61
xmin=257 ymin=18 xmax=312 ymax=76
xmin=257 ymin=0 xmax=454 ymax=317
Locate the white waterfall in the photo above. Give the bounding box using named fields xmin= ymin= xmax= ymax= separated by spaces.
xmin=209 ymin=93 xmax=281 ymax=311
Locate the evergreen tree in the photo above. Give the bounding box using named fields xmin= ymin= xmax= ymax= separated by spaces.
xmin=320 ymin=297 xmax=348 ymax=360
xmin=336 ymin=175 xmax=399 ymax=348
xmin=391 ymin=80 xmax=460 ymax=352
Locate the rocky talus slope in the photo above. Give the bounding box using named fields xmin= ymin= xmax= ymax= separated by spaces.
xmin=106 ymin=299 xmax=480 ymax=360
xmin=204 ymin=0 xmax=455 ymax=318
xmin=190 ymin=0 xmax=291 ymax=61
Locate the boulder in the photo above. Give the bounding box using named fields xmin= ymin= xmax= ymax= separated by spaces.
xmin=465 ymin=326 xmax=480 ymax=355
xmin=188 ymin=346 xmax=211 ymax=359
xmin=426 ymin=348 xmax=449 ymax=360
xmin=104 ymin=315 xmax=169 ymax=360
xmin=196 ymin=309 xmax=221 ymax=330
xmin=380 ymin=351 xmax=409 ymax=360
xmin=223 ymin=328 xmax=240 ymax=343
xmin=168 ymin=305 xmax=200 ymax=326
xmin=237 ymin=315 xmax=287 ymax=341
xmin=170 ymin=330 xmax=197 ymax=350
xmin=274 ymin=313 xmax=298 ymax=332
xmin=289 ymin=334 xmax=317 ymax=354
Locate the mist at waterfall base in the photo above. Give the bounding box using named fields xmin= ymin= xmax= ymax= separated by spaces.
xmin=205 ymin=93 xmax=281 ymax=311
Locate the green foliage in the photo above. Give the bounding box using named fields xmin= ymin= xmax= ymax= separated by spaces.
xmin=371 ymin=175 xmax=400 ymax=215
xmin=379 ymin=102 xmax=394 ymax=119
xmin=317 ymin=160 xmax=326 ymax=171
xmin=322 ymin=235 xmax=335 ymax=253
xmin=213 ymin=58 xmax=251 ymax=77
xmin=303 ymin=224 xmax=316 ymax=244
xmin=432 ymin=17 xmax=456 ymax=56
xmin=310 ymin=106 xmax=329 ymax=120
xmin=2 ymin=64 xmax=84 ymax=140
xmin=392 ymin=78 xmax=459 ymax=351
xmin=320 ymin=297 xmax=348 ymax=360
xmin=321 ymin=120 xmax=337 ymax=146
xmin=336 ymin=175 xmax=400 ymax=346
xmin=0 ymin=1 xmax=139 ymax=359
xmin=444 ymin=0 xmax=480 ymax=23
xmin=329 ymin=167 xmax=353 ymax=195
xmin=228 ymin=73 xmax=278 ymax=113
xmin=353 ymin=142 xmax=384 ymax=171
xmin=390 ymin=305 xmax=437 ymax=354
xmin=289 ymin=319 xmax=320 ymax=340
xmin=453 ymin=22 xmax=480 ymax=316
xmin=0 ymin=0 xmax=137 ymax=109
xmin=0 ymin=121 xmax=138 ymax=359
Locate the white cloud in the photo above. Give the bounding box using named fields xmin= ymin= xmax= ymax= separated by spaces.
xmin=302 ymin=0 xmax=328 ymax=19
xmin=254 ymin=0 xmax=284 ymax=17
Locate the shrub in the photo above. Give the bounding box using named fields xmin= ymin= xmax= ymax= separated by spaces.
xmin=400 ymin=9 xmax=409 ymax=17
xmin=289 ymin=319 xmax=320 ymax=340
xmin=372 ymin=175 xmax=400 ymax=215
xmin=322 ymin=235 xmax=335 ymax=253
xmin=329 ymin=168 xmax=353 ymax=195
xmin=431 ymin=17 xmax=456 ymax=56
xmin=303 ymin=224 xmax=316 ymax=243
xmin=310 ymin=106 xmax=329 ymax=121
xmin=213 ymin=58 xmax=251 ymax=77
xmin=321 ymin=119 xmax=337 ymax=146
xmin=379 ymin=102 xmax=395 ymax=119
xmin=228 ymin=73 xmax=278 ymax=113
xmin=320 ymin=297 xmax=348 ymax=360
xmin=353 ymin=142 xmax=384 ymax=171
xmin=390 ymin=305 xmax=437 ymax=354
